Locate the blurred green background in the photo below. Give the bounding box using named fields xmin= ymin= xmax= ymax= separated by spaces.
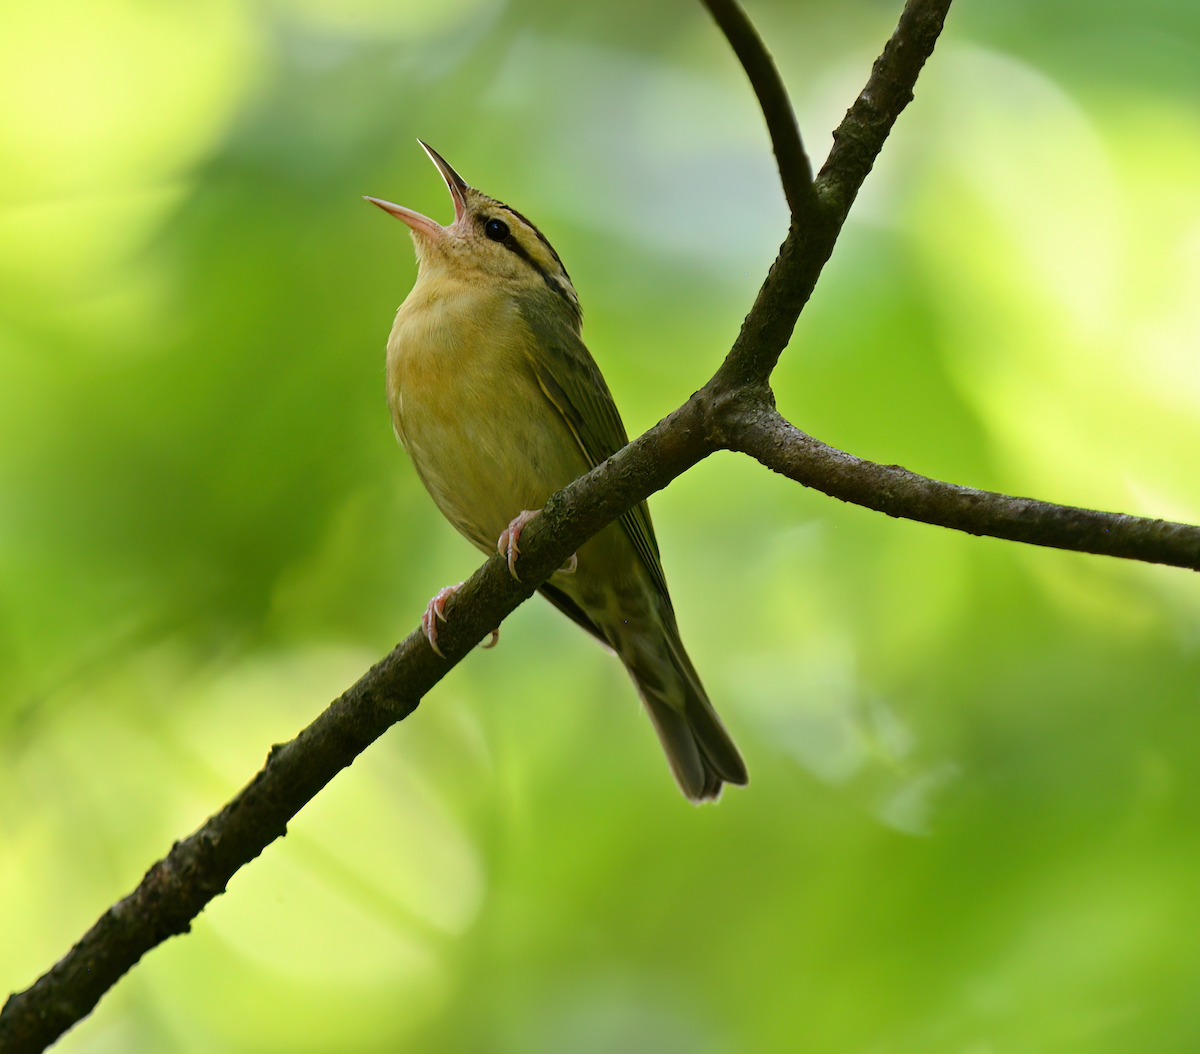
xmin=3 ymin=0 xmax=1200 ymax=1051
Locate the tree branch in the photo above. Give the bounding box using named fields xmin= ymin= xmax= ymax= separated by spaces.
xmin=817 ymin=0 xmax=952 ymax=221
xmin=724 ymin=403 xmax=1200 ymax=570
xmin=711 ymin=0 xmax=953 ymax=390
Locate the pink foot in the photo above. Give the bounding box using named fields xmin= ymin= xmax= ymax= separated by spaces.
xmin=421 ymin=582 xmax=462 ymax=658
xmin=496 ymin=510 xmax=578 ymax=579
xmin=421 ymin=584 xmax=501 ymax=657
xmin=497 ymin=510 xmax=540 ymax=580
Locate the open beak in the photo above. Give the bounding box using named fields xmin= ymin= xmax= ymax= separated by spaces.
xmin=364 ymin=140 xmax=470 ymax=235
xmin=363 ymin=195 xmax=442 ymax=238
xmin=417 ymin=140 xmax=469 ymax=223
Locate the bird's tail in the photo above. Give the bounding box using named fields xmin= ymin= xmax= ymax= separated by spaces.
xmin=620 ymin=613 xmax=748 ymax=802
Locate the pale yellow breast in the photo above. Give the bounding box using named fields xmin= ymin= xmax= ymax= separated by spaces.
xmin=386 ymin=274 xmax=589 ymax=553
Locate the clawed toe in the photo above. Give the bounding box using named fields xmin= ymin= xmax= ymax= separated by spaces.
xmin=422 ymin=583 xmax=502 ymax=656
xmin=497 ymin=509 xmax=540 ymax=580
xmin=421 ymin=582 xmax=463 ymax=658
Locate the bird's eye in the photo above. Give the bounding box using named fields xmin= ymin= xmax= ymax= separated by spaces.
xmin=484 ymin=218 xmax=509 ymax=242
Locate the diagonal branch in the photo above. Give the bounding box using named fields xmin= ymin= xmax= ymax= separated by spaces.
xmin=0 ymin=399 xmax=717 ymax=1054
xmin=818 ymin=0 xmax=952 ymax=221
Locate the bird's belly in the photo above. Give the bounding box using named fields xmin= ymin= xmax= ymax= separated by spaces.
xmin=389 ymin=323 xmax=587 ymax=554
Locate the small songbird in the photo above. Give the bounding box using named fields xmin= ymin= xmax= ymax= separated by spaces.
xmin=366 ymin=142 xmax=747 ymax=801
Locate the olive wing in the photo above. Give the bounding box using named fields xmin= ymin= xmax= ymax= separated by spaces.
xmin=516 ymin=296 xmax=673 ymax=612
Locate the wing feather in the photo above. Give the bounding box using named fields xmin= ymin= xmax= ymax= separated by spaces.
xmin=516 ymin=293 xmax=672 ymax=608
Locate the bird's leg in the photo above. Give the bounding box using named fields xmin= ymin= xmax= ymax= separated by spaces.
xmin=421 ymin=582 xmax=463 ymax=657
xmin=497 ymin=510 xmax=577 ymax=579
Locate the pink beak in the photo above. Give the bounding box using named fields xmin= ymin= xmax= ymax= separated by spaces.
xmin=364 ymin=140 xmax=470 ymax=236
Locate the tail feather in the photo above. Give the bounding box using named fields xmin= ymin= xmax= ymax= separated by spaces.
xmin=638 ymin=693 xmax=713 ymax=801
xmin=623 ymin=623 xmax=748 ymax=803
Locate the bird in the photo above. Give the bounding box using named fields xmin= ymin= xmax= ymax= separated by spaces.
xmin=366 ymin=141 xmax=747 ymax=802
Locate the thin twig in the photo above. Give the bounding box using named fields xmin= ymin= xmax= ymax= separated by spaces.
xmin=699 ymin=0 xmax=815 ymax=223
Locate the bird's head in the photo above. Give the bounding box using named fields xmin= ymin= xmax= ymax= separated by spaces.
xmin=367 ymin=141 xmax=580 ymax=322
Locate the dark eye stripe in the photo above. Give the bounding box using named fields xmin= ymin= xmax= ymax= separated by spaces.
xmin=501 ymin=235 xmax=578 ymax=314
xmin=494 ymin=202 xmax=572 ymax=284
xmin=474 ymin=198 xmax=580 ymax=321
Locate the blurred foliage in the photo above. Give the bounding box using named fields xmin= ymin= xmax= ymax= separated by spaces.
xmin=3 ymin=0 xmax=1200 ymax=1051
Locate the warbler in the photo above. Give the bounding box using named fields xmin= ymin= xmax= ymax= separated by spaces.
xmin=366 ymin=142 xmax=747 ymax=801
